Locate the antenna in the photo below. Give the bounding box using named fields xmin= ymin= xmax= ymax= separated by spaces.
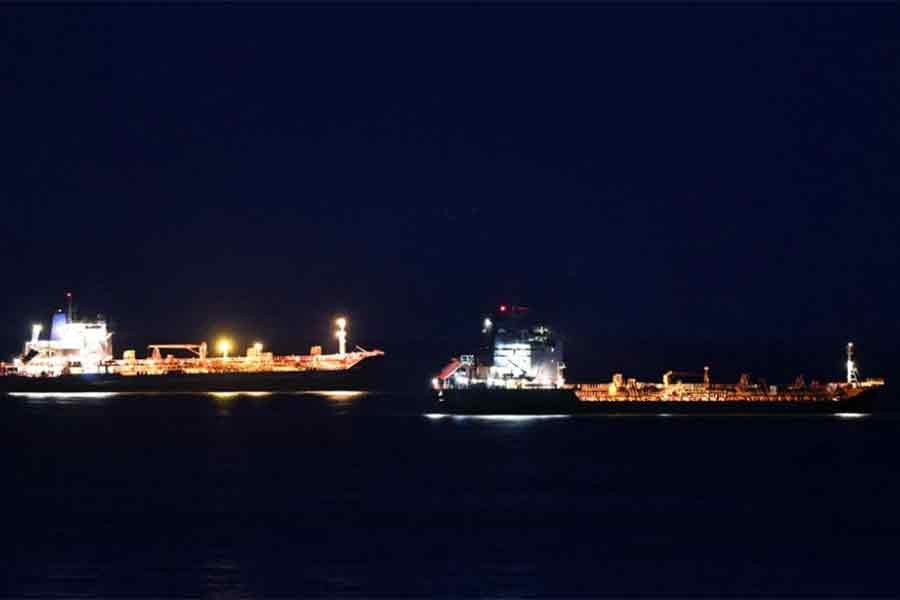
xmin=66 ymin=292 xmax=73 ymax=323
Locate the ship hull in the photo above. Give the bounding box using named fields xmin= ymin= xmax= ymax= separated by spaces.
xmin=0 ymin=360 xmax=384 ymax=394
xmin=434 ymin=386 xmax=886 ymax=414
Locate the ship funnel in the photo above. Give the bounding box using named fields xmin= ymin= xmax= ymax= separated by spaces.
xmin=50 ymin=311 xmax=67 ymax=341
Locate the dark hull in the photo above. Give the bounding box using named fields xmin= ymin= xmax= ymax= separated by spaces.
xmin=0 ymin=361 xmax=384 ymax=394
xmin=435 ymin=386 xmax=887 ymax=415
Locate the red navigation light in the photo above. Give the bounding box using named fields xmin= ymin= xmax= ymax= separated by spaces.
xmin=499 ymin=305 xmax=507 ymax=312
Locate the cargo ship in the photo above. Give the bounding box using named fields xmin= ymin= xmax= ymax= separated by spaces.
xmin=0 ymin=294 xmax=384 ymax=393
xmin=432 ymin=306 xmax=886 ymax=414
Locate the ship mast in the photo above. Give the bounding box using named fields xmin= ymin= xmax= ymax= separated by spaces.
xmin=335 ymin=318 xmax=347 ymax=356
xmin=846 ymin=342 xmax=859 ymax=386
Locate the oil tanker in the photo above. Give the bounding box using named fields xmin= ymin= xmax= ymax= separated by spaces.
xmin=0 ymin=294 xmax=383 ymax=393
xmin=432 ymin=306 xmax=886 ymax=414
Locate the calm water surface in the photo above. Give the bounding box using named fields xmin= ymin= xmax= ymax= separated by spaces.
xmin=2 ymin=390 xmax=899 ymax=597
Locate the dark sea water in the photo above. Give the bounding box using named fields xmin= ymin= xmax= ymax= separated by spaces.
xmin=3 ymin=390 xmax=899 ymax=597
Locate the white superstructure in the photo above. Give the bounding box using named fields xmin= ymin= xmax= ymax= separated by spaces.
xmin=12 ymin=306 xmax=113 ymax=377
xmin=435 ymin=306 xmax=566 ymax=390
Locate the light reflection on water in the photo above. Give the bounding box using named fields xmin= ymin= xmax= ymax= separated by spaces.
xmin=307 ymin=390 xmax=366 ymax=401
xmin=9 ymin=392 xmax=119 ymax=400
xmin=206 ymin=390 xmax=366 ymax=401
xmin=203 ymin=390 xmax=368 ymax=416
xmin=10 ymin=392 xmax=119 ymax=406
xmin=425 ymin=413 xmax=570 ymax=422
xmin=834 ymin=412 xmax=869 ymax=419
xmin=207 ymin=391 xmax=273 ymax=399
xmin=7 ymin=390 xmax=365 ymax=399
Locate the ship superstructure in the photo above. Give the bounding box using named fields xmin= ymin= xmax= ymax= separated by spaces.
xmin=435 ymin=305 xmax=565 ymax=390
xmin=10 ymin=293 xmax=113 ymax=377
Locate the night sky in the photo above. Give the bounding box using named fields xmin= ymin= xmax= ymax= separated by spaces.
xmin=2 ymin=5 xmax=898 ymax=383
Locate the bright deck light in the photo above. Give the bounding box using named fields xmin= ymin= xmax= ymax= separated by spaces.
xmin=217 ymin=338 xmax=233 ymax=358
